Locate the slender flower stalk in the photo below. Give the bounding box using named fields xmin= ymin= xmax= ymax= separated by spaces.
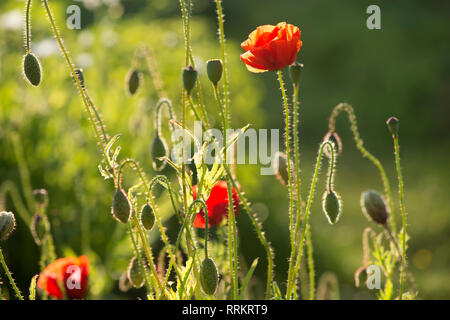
xmin=127 ymin=222 xmax=153 ymax=297
xmin=286 ymin=141 xmax=335 ymax=299
xmin=277 ymin=70 xmax=296 ymax=297
xmin=391 ymin=128 xmax=408 ymax=299
xmin=0 ymin=248 xmax=24 ymax=300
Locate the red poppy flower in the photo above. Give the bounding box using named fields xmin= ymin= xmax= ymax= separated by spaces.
xmin=192 ymin=180 xmax=240 ymax=228
xmin=37 ymin=255 xmax=89 ymax=299
xmin=240 ymin=22 xmax=302 ymax=73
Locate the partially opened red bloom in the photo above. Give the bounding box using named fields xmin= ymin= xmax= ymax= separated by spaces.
xmin=240 ymin=22 xmax=302 ymax=73
xmin=192 ymin=180 xmax=240 ymax=228
xmin=37 ymin=255 xmax=89 ymax=299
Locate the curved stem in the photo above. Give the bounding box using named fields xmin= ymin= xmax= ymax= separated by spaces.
xmin=0 ymin=247 xmax=24 ymax=300
xmin=155 ymin=98 xmax=176 ymax=135
xmin=305 ymin=226 xmax=315 ymax=300
xmin=286 ymin=141 xmax=335 ymax=299
xmin=328 ymin=103 xmax=396 ymax=233
xmin=393 ymin=137 xmax=407 ymax=299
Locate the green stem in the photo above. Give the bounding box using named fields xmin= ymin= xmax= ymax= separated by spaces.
xmin=212 ymin=84 xmax=238 ymax=299
xmin=223 ymin=164 xmax=273 ymax=299
xmin=328 ymin=103 xmax=396 ymax=233
xmin=127 ymin=222 xmax=153 ymax=298
xmin=305 ymin=226 xmax=315 ymax=300
xmin=277 ymin=70 xmax=296 ymax=297
xmin=25 ymin=0 xmax=32 ymax=53
xmin=393 ymin=137 xmax=407 ymax=299
xmin=0 ymin=247 xmax=24 ymax=300
xmin=41 ymin=0 xmax=109 ymax=167
xmin=286 ymin=141 xmax=335 ymax=299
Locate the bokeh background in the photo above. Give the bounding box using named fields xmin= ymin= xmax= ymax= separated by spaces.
xmin=1 ymin=0 xmax=449 ymax=299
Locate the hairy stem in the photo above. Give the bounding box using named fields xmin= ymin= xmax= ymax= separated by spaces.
xmin=393 ymin=137 xmax=407 ymax=299
xmin=0 ymin=247 xmax=24 ymax=300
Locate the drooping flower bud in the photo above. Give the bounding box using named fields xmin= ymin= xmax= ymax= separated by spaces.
xmin=322 ymin=190 xmax=342 ymax=224
xmin=289 ymin=61 xmax=303 ymax=86
xmin=30 ymin=213 xmax=47 ymax=245
xmin=125 ymin=69 xmax=143 ymax=95
xmin=272 ymin=151 xmax=294 ymax=187
xmin=33 ymin=189 xmax=49 ymax=208
xmin=200 ymin=257 xmax=218 ymax=295
xmin=206 ymin=59 xmax=223 ymax=86
xmin=151 ymin=135 xmax=168 ymax=171
xmin=360 ymin=190 xmax=388 ymax=225
xmin=127 ymin=256 xmax=144 ymax=288
xmin=111 ymin=189 xmax=131 ymax=223
xmin=182 ymin=66 xmax=197 ymax=95
xmin=386 ymin=117 xmax=399 ymax=138
xmin=323 ymin=131 xmax=342 ymax=158
xmin=0 ymin=211 xmax=16 ymax=241
xmin=140 ymin=204 xmax=155 ymax=231
xmin=23 ymin=53 xmax=42 ymax=87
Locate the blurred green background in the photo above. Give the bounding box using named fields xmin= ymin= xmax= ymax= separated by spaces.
xmin=0 ymin=0 xmax=449 ymax=299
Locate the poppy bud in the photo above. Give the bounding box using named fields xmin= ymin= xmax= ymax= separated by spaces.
xmin=272 ymin=151 xmax=293 ymax=186
xmin=23 ymin=53 xmax=42 ymax=87
xmin=360 ymin=190 xmax=388 ymax=225
xmin=127 ymin=256 xmax=144 ymax=288
xmin=151 ymin=135 xmax=168 ymax=171
xmin=386 ymin=117 xmax=399 ymax=138
xmin=125 ymin=69 xmax=142 ymax=95
xmin=182 ymin=66 xmax=197 ymax=95
xmin=289 ymin=62 xmax=303 ymax=86
xmin=140 ymin=204 xmax=155 ymax=231
xmin=111 ymin=189 xmax=131 ymax=223
xmin=33 ymin=189 xmax=49 ymax=208
xmin=74 ymin=68 xmax=85 ymax=88
xmin=206 ymin=59 xmax=223 ymax=86
xmin=30 ymin=213 xmax=47 ymax=245
xmin=323 ymin=131 xmax=342 ymax=158
xmin=200 ymin=257 xmax=218 ymax=295
xmin=0 ymin=211 xmax=16 ymax=241
xmin=322 ymin=190 xmax=342 ymax=224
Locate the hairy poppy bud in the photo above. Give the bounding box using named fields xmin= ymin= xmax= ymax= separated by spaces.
xmin=74 ymin=68 xmax=85 ymax=88
xmin=30 ymin=213 xmax=47 ymax=245
xmin=323 ymin=131 xmax=342 ymax=158
xmin=272 ymin=151 xmax=293 ymax=186
xmin=125 ymin=69 xmax=142 ymax=95
xmin=111 ymin=189 xmax=131 ymax=223
xmin=33 ymin=189 xmax=49 ymax=208
xmin=182 ymin=66 xmax=197 ymax=95
xmin=361 ymin=190 xmax=388 ymax=225
xmin=289 ymin=62 xmax=303 ymax=86
xmin=127 ymin=256 xmax=144 ymax=288
xmin=386 ymin=117 xmax=399 ymax=139
xmin=206 ymin=59 xmax=223 ymax=86
xmin=23 ymin=53 xmax=42 ymax=87
xmin=200 ymin=257 xmax=218 ymax=295
xmin=322 ymin=190 xmax=342 ymax=224
xmin=0 ymin=211 xmax=16 ymax=241
xmin=140 ymin=204 xmax=155 ymax=231
xmin=151 ymin=135 xmax=168 ymax=171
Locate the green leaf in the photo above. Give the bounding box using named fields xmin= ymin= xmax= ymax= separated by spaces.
xmin=239 ymin=258 xmax=259 ymax=299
